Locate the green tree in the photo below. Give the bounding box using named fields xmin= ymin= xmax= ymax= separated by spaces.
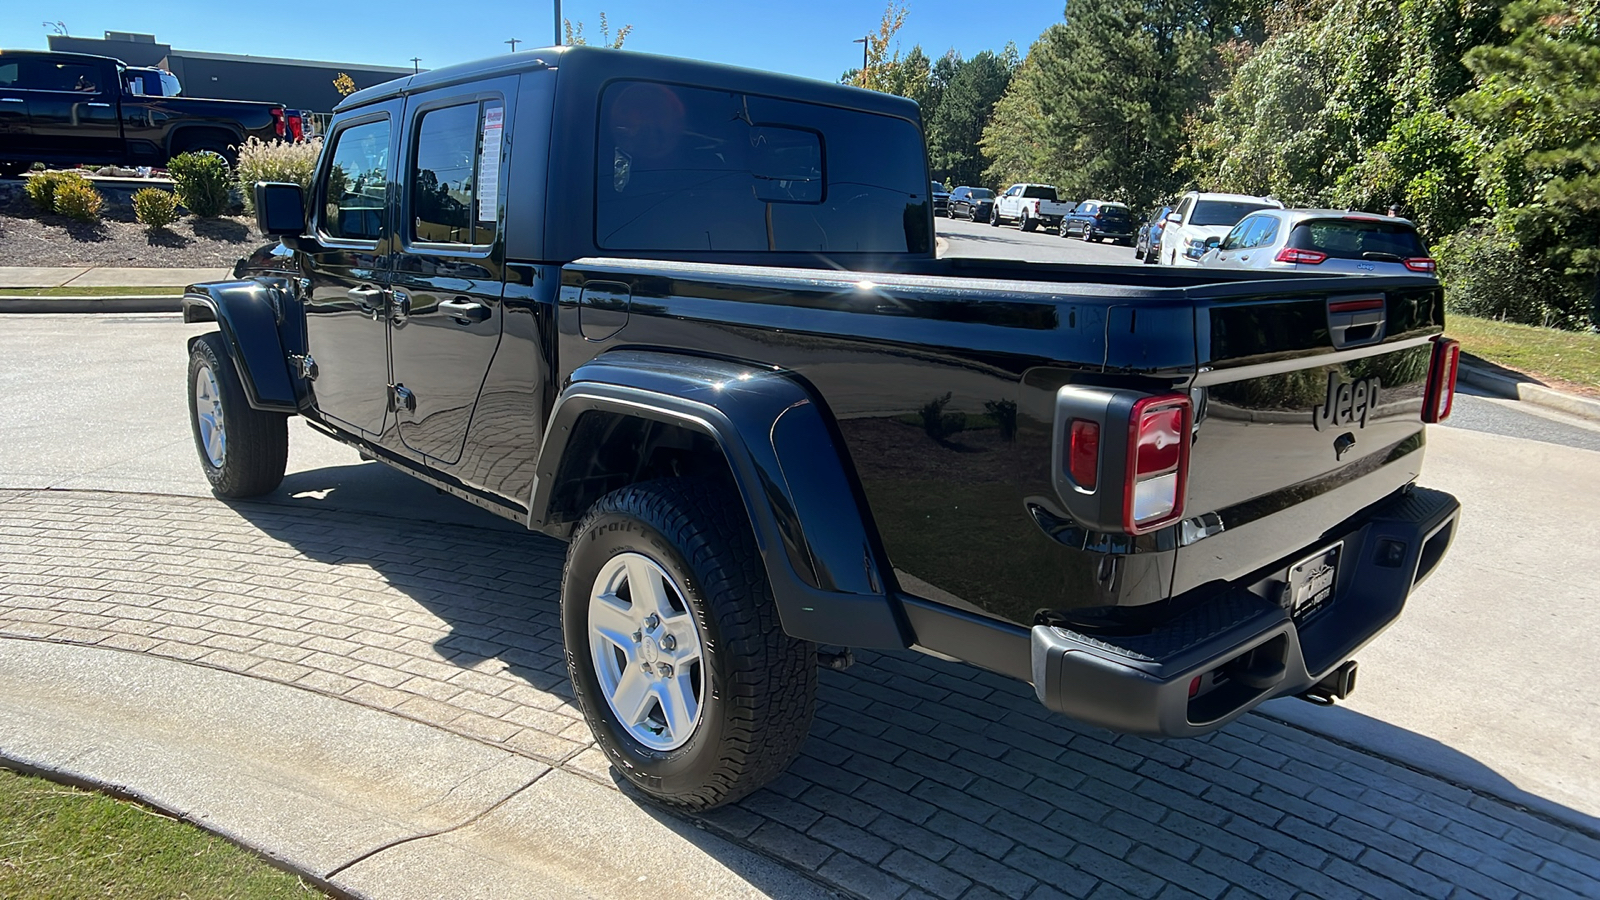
xmin=1457 ymin=0 xmax=1600 ymax=325
xmin=927 ymin=50 xmax=1011 ymax=186
xmin=981 ymin=30 xmax=1060 ymax=189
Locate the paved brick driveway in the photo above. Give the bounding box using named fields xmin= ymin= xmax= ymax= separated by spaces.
xmin=2 ymin=487 xmax=1597 ymax=900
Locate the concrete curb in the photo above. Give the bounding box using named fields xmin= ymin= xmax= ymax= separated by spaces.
xmin=0 ymin=296 xmax=183 ymax=313
xmin=1458 ymin=361 xmax=1600 ymax=424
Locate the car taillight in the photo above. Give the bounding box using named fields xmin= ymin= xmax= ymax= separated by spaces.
xmin=1124 ymin=395 xmax=1191 ymax=534
xmin=1404 ymin=257 xmax=1436 ymax=273
xmin=1275 ymin=247 xmax=1327 ymax=265
xmin=1423 ymin=337 xmax=1460 ymax=423
xmin=1068 ymin=420 xmax=1100 ymax=490
xmin=270 ymin=106 xmax=285 ymax=138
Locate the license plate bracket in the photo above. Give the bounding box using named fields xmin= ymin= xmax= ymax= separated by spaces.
xmin=1283 ymin=542 xmax=1342 ymax=622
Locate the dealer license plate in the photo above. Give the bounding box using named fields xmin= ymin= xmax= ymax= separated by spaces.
xmin=1284 ymin=542 xmax=1342 ymax=621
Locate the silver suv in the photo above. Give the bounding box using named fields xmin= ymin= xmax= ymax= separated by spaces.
xmin=1200 ymin=209 xmax=1437 ymax=277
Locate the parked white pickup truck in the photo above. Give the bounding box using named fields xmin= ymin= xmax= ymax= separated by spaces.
xmin=991 ymin=183 xmax=1074 ymax=233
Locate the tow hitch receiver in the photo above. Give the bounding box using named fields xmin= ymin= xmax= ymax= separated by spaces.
xmin=1299 ymin=660 xmax=1358 ymax=706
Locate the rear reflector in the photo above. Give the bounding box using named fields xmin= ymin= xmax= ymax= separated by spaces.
xmin=1275 ymin=247 xmax=1327 ymax=265
xmin=1068 ymin=419 xmax=1100 ymax=490
xmin=1404 ymin=257 xmax=1437 ymax=273
xmin=1124 ymin=395 xmax=1191 ymax=534
xmin=1423 ymin=337 xmax=1461 ymax=423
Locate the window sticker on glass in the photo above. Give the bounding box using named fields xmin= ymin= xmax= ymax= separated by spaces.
xmin=478 ymin=105 xmax=503 ymax=222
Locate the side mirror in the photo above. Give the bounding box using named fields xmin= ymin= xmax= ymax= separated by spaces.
xmin=254 ymin=182 xmax=306 ymax=239
xmin=1204 ymin=236 xmax=1222 ymax=250
xmin=1165 ymin=213 xmax=1182 ymax=225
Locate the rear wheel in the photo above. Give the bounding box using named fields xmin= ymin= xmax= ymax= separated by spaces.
xmin=562 ymin=478 xmax=817 ymax=810
xmin=187 ymin=333 xmax=288 ymax=498
xmin=1019 ymin=210 xmax=1036 ymax=232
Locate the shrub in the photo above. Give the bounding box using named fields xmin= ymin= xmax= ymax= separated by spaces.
xmin=52 ymin=178 xmax=104 ymax=223
xmin=235 ymin=136 xmax=322 ymax=215
xmin=132 ymin=187 xmax=181 ymax=230
xmin=167 ymin=152 xmax=232 ymax=218
xmin=1435 ymin=226 xmax=1591 ymax=329
xmin=23 ymin=170 xmax=87 ymax=213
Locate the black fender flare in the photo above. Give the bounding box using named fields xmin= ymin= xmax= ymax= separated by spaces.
xmin=165 ymin=123 xmax=245 ymax=157
xmin=181 ymin=279 xmax=298 ymax=413
xmin=529 ymin=350 xmax=909 ymax=649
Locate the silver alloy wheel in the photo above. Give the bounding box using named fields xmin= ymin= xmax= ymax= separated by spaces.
xmin=588 ymin=552 xmax=705 ymax=751
xmin=194 ymin=364 xmax=226 ymax=468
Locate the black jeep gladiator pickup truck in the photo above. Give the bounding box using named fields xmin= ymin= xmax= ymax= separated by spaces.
xmin=183 ymin=46 xmax=1461 ymax=810
xmin=0 ymin=49 xmax=288 ymax=174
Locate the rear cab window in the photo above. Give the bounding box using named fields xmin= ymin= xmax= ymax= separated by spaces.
xmin=1022 ymin=185 xmax=1057 ymax=200
xmin=1288 ymin=218 xmax=1427 ymax=260
xmin=595 ymin=80 xmax=929 ymax=254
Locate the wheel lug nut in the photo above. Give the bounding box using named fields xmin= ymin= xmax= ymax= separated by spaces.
xmin=632 ymin=630 xmax=642 ymax=644
xmin=641 ymin=662 xmax=653 ymax=674
xmin=644 ymin=614 xmax=660 ymax=630
xmin=657 ymin=663 xmax=673 ymax=677
xmin=660 ymin=634 xmax=676 ymax=651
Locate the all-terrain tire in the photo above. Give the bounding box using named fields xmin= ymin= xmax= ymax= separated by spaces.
xmin=187 ymin=332 xmax=288 ymax=498
xmin=562 ymin=478 xmax=817 ymax=810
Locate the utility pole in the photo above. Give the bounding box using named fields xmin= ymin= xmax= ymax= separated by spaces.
xmin=852 ymin=35 xmax=870 ymax=86
xmin=554 ymin=0 xmax=563 ymax=46
xmin=506 ymin=38 xmax=521 ymax=53
xmin=410 ymin=57 xmax=421 ymax=73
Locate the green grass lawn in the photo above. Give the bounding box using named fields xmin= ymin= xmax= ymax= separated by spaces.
xmin=1446 ymin=315 xmax=1600 ymax=395
xmin=0 ymin=766 xmax=322 ymax=899
xmin=0 ymin=286 xmax=182 ymax=297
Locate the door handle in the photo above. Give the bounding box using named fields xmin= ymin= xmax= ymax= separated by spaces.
xmin=345 ymin=286 xmax=384 ymax=318
xmin=87 ymin=102 xmax=112 ymax=108
xmin=391 ymin=290 xmax=411 ymax=321
xmin=0 ymin=98 xmax=23 ymax=104
xmin=438 ymin=297 xmax=490 ymax=323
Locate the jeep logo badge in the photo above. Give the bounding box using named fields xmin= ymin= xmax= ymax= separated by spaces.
xmin=1313 ymin=372 xmax=1381 ymax=431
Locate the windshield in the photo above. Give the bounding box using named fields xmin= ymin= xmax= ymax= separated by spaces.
xmin=1191 ymin=200 xmax=1275 ymax=227
xmin=931 ymin=182 xmax=948 ymax=194
xmin=1022 ymin=185 xmax=1057 ymax=200
xmin=1288 ymin=219 xmax=1427 ymax=259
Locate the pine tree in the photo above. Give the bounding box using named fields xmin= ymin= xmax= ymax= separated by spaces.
xmin=927 ymin=51 xmax=1011 ymax=186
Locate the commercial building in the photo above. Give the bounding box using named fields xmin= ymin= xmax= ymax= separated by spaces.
xmin=46 ymin=31 xmax=416 ymax=114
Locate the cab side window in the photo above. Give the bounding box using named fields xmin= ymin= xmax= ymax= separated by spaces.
xmin=321 ymin=118 xmax=391 ymax=242
xmin=1256 ymin=216 xmax=1281 ymax=247
xmin=1221 ymin=215 xmax=1257 ymax=251
xmin=410 ymin=100 xmax=503 ymax=247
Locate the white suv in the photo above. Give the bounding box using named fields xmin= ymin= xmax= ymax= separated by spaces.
xmin=1159 ymin=191 xmax=1283 ymax=266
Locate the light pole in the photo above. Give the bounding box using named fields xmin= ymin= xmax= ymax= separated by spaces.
xmin=410 ymin=57 xmax=421 ymax=74
xmin=852 ymin=35 xmax=869 ymax=86
xmin=506 ymin=38 xmax=521 ymax=53
xmin=554 ymin=0 xmax=563 ymax=45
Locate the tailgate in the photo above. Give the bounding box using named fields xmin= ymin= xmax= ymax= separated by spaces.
xmin=1172 ymin=279 xmax=1446 ymax=598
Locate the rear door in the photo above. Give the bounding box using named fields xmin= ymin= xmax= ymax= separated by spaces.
xmin=302 ymin=102 xmax=401 ymax=438
xmin=387 ymin=79 xmax=515 ymax=465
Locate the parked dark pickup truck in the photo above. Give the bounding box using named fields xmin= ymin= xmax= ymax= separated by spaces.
xmin=0 ymin=49 xmax=289 ymax=175
xmin=184 ymin=46 xmax=1461 ymax=810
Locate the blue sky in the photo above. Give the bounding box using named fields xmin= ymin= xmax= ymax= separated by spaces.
xmin=10 ymin=2 xmax=1065 ymax=83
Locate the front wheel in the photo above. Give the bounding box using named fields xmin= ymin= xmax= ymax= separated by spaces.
xmin=187 ymin=333 xmax=288 ymax=498
xmin=562 ymin=478 xmax=817 ymax=810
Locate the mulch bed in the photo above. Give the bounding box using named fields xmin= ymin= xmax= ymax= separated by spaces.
xmin=0 ymin=192 xmax=264 ymax=269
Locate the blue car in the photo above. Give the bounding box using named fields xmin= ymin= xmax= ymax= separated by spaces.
xmin=1136 ymin=203 xmax=1173 ymax=264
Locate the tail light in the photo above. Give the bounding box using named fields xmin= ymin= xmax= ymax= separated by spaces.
xmin=1053 ymin=387 xmax=1192 ymax=535
xmin=1276 ymin=247 xmax=1327 ymax=265
xmin=1423 ymin=337 xmax=1460 ymax=423
xmin=1124 ymin=396 xmax=1191 ymax=534
xmin=1404 ymin=257 xmax=1436 ymax=273
xmin=270 ymin=106 xmax=285 ymax=138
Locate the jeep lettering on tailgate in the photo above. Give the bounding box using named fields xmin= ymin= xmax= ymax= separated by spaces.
xmin=1313 ymin=372 xmax=1382 ymax=431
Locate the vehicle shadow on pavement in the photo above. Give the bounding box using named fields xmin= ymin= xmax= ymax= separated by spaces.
xmin=211 ymin=490 xmax=1600 ymax=900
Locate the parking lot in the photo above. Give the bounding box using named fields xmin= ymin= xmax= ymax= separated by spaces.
xmin=3 ymin=223 xmax=1600 ymax=898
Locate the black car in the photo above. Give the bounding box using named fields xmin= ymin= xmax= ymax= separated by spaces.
xmin=193 ymin=44 xmax=1460 ymax=812
xmin=1136 ymin=203 xmax=1172 ymax=263
xmin=1061 ymin=199 xmax=1136 ymax=243
xmin=931 ymin=181 xmax=950 ymax=216
xmin=948 ymin=186 xmax=994 ymax=221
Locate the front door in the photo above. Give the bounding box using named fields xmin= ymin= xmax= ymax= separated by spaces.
xmin=302 ymin=103 xmax=401 ymax=437
xmin=388 ymin=87 xmax=513 ymax=466
xmin=0 ymin=60 xmax=33 ymax=153
xmin=21 ymin=57 xmax=122 ymax=161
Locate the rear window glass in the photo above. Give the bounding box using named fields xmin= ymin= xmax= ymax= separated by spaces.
xmin=596 ymin=80 xmax=929 ymax=254
xmin=1099 ymin=205 xmax=1130 ymax=217
xmin=1190 ymin=200 xmax=1275 ymax=227
xmin=968 ymin=188 xmax=994 ymax=200
xmin=1289 ymin=219 xmax=1427 ymax=259
xmin=1022 ymin=185 xmax=1057 ymax=200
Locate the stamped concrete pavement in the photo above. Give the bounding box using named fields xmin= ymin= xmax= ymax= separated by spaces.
xmin=4 ymin=488 xmax=1599 ymax=900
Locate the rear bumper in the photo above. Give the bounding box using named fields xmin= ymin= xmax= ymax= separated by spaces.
xmin=1030 ymin=485 xmax=1459 ymax=736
